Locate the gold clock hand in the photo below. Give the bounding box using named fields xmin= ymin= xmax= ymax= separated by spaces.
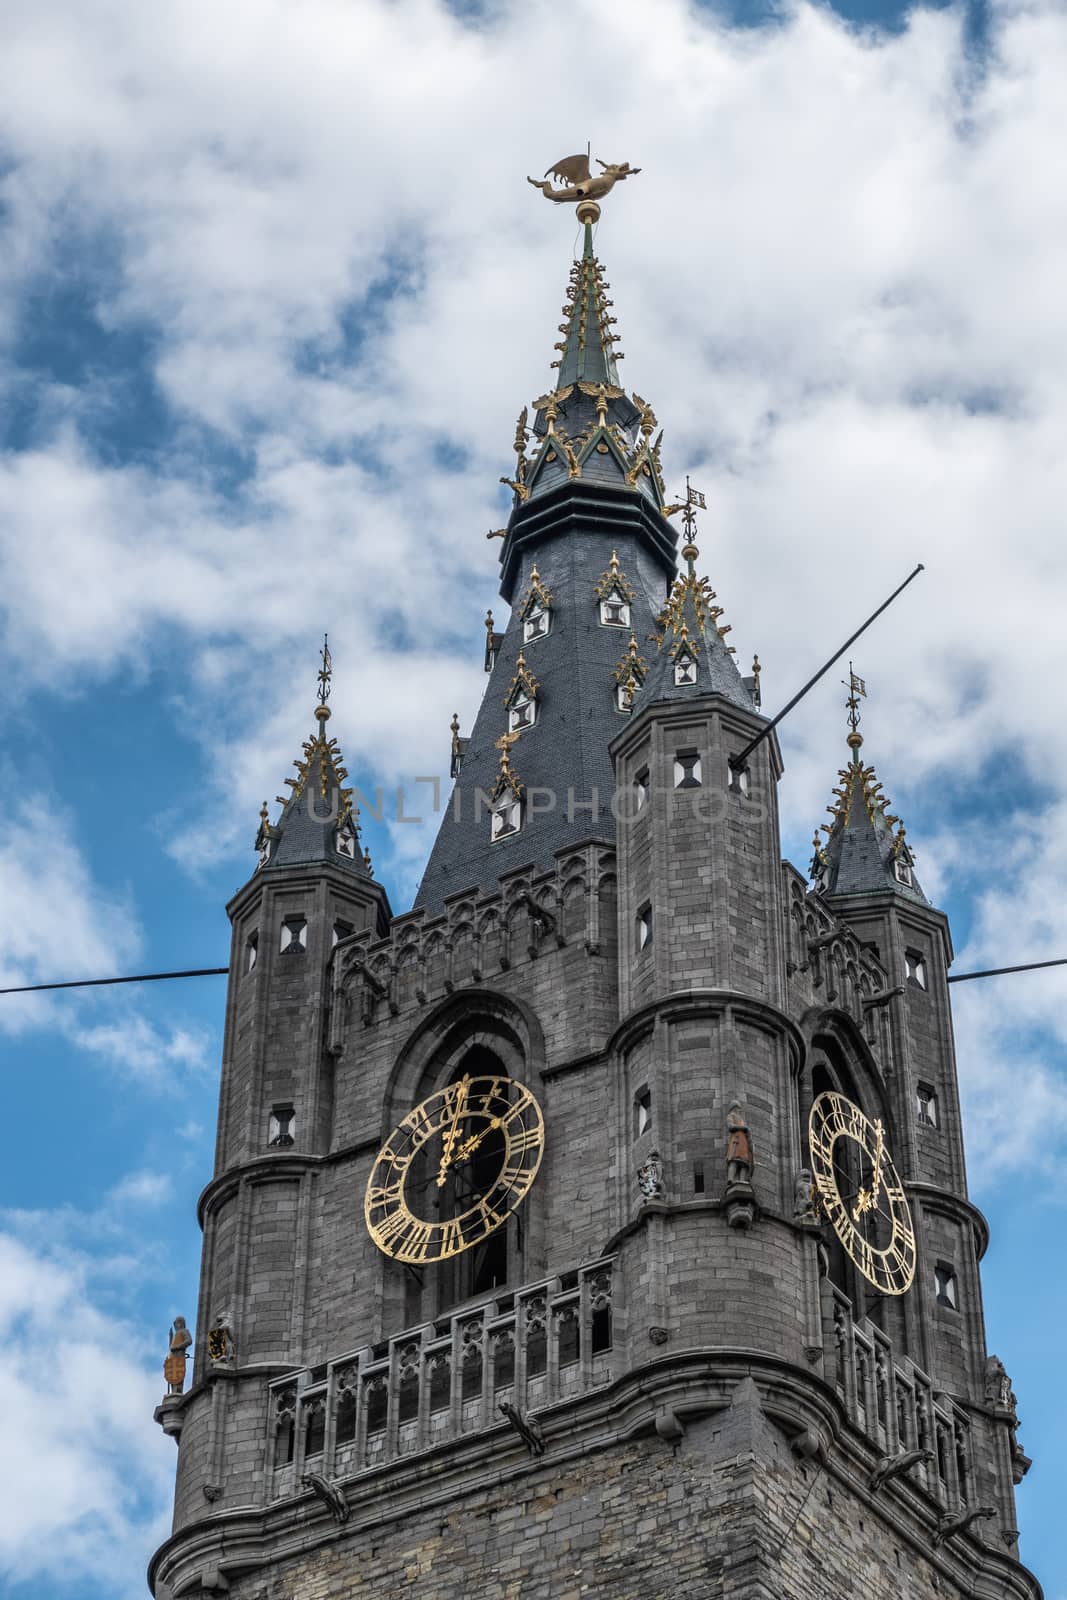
xmin=870 ymin=1119 xmax=886 ymax=1200
xmin=437 ymin=1076 xmax=471 ymax=1188
xmin=451 ymin=1117 xmax=503 ymax=1167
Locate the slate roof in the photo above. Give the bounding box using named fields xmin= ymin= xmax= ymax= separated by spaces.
xmin=414 ymin=523 xmax=674 ymax=915
xmin=255 ymin=706 xmax=375 ymax=882
xmin=636 ymin=561 xmax=755 ymax=716
xmin=811 ymin=732 xmax=929 ymax=905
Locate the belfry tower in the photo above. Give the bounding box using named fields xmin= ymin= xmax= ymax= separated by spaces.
xmin=150 ymin=163 xmax=1040 ymax=1600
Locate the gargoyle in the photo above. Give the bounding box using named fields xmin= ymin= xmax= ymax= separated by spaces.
xmin=868 ymin=1446 xmax=933 ymax=1493
xmin=499 ymin=1400 xmax=545 ymax=1457
xmin=528 ymin=155 xmax=641 ymax=205
xmin=301 ymin=1471 xmax=349 ymax=1525
xmin=932 ymin=1505 xmax=996 ymax=1547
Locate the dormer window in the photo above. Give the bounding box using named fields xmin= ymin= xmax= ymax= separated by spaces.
xmin=894 ymin=855 xmax=913 ymax=886
xmin=509 ymin=691 xmax=536 ymax=733
xmin=504 ymin=653 xmax=540 ymax=735
xmin=491 ymin=789 xmax=523 ymax=841
xmin=600 ymin=593 xmax=631 ymax=628
xmin=615 ymin=682 xmax=635 ymax=713
xmin=524 ymin=604 xmax=549 ymax=643
xmin=257 ymin=837 xmax=272 ymax=869
xmin=519 ymin=565 xmax=553 ymax=645
xmin=336 ymin=823 xmax=357 ymax=859
xmin=674 ymin=655 xmax=697 ymax=687
xmin=595 ymin=551 xmax=636 ymax=631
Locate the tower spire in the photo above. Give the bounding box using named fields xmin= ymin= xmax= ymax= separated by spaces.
xmin=253 ymin=640 xmax=371 ymax=880
xmin=810 ymin=670 xmax=927 ymax=902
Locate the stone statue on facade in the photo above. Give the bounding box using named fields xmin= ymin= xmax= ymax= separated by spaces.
xmin=726 ymin=1102 xmax=754 ymax=1185
xmin=724 ymin=1101 xmax=756 ymax=1230
xmin=637 ymin=1149 xmax=664 ymax=1199
xmin=984 ymin=1354 xmax=1013 ymax=1412
xmin=793 ymin=1166 xmax=817 ymax=1221
xmin=207 ymin=1308 xmax=236 ymax=1367
xmin=164 ymin=1316 xmax=192 ymax=1395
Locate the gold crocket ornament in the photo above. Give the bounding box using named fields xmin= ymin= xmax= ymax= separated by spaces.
xmin=527 ymin=152 xmax=641 ymax=222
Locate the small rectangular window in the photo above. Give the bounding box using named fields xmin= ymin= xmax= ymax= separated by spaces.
xmin=636 ymin=904 xmax=653 ymax=951
xmin=635 ymin=769 xmax=650 ymax=810
xmin=693 ymin=1160 xmax=705 ymax=1194
xmin=524 ymin=605 xmax=549 ymax=642
xmin=916 ymin=1084 xmax=939 ymax=1128
xmin=729 ymin=765 xmax=750 ymax=796
xmin=280 ymin=917 xmax=307 ymax=954
xmin=332 ymin=919 xmax=353 ymax=948
xmin=491 ymin=793 xmax=523 ymax=841
xmin=673 ymin=750 xmax=702 ymax=789
xmin=269 ymin=1105 xmax=295 ymax=1147
xmin=634 ymin=1087 xmax=652 ymax=1139
xmin=508 ymin=694 xmax=535 ymax=732
xmin=600 ymin=597 xmax=631 ymax=628
xmin=246 ymin=932 xmax=258 ymax=972
xmin=935 ymin=1264 xmax=958 ymax=1310
xmin=905 ymin=950 xmax=927 ymax=988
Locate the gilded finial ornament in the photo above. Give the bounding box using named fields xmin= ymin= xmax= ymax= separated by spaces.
xmin=317 ymin=632 xmax=333 ymax=720
xmin=528 ymin=151 xmax=642 ymax=224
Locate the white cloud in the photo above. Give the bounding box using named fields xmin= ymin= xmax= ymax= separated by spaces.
xmin=0 ymin=1228 xmax=175 ymax=1599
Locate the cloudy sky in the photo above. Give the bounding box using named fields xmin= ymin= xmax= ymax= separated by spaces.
xmin=1 ymin=0 xmax=1065 ymax=1593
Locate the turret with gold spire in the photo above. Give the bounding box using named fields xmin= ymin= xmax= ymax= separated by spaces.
xmin=254 ymin=636 xmax=374 ymax=881
xmin=810 ymin=667 xmax=927 ymax=903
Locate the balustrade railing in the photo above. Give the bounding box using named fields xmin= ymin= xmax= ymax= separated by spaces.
xmin=269 ymin=1257 xmax=615 ymax=1498
xmin=829 ymin=1285 xmax=971 ymax=1507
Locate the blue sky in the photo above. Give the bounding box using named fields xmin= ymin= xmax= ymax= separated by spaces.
xmin=2 ymin=0 xmax=1066 ymax=1594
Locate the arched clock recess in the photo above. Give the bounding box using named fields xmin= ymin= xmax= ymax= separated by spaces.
xmin=370 ymin=997 xmax=549 ymax=1331
xmin=798 ymin=1016 xmax=914 ymax=1350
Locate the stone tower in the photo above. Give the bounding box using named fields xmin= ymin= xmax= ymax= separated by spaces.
xmin=150 ymin=185 xmax=1040 ymax=1600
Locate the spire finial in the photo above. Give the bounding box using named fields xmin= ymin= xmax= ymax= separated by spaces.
xmin=843 ymin=663 xmax=866 ymax=753
xmin=676 ymin=477 xmax=706 ymax=575
xmin=315 ymin=633 xmax=333 ymax=725
xmin=526 ymin=152 xmax=642 ymax=225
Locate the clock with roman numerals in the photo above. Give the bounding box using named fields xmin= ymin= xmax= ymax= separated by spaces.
xmin=808 ymin=1090 xmax=916 ymax=1296
xmin=364 ymin=1073 xmax=545 ymax=1265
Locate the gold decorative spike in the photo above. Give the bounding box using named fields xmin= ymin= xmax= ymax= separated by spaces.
xmin=511 ymin=406 xmax=531 ymax=457
xmin=595 ymin=549 xmax=636 ymax=602
xmin=363 ymin=846 xmax=373 ymax=876
xmin=317 ymin=633 xmax=332 ymax=707
xmin=503 ymin=651 xmax=541 ymax=709
xmin=578 ymin=379 xmax=624 ymax=428
xmin=613 ymin=632 xmax=648 ymax=709
xmin=632 ymin=393 xmax=658 ymax=439
xmin=491 ymin=729 xmax=525 ymax=800
xmin=532 ymin=385 xmax=573 ymax=434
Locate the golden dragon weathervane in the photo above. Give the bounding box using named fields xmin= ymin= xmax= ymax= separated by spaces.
xmin=527 ymin=150 xmax=641 ymax=224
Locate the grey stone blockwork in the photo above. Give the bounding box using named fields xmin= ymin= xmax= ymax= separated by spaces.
xmin=152 ymin=690 xmax=1040 ymax=1600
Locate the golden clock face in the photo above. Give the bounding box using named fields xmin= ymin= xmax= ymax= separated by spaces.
xmin=364 ymin=1073 xmax=544 ymax=1265
xmin=808 ymin=1090 xmax=916 ymax=1295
